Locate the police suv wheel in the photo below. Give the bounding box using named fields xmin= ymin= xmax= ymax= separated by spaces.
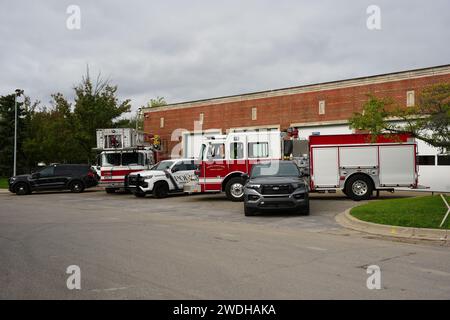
xmin=153 ymin=182 xmax=169 ymax=199
xmin=225 ymin=177 xmax=245 ymax=202
xmin=244 ymin=206 xmax=257 ymax=216
xmin=15 ymin=183 xmax=29 ymax=195
xmin=70 ymin=180 xmax=84 ymax=193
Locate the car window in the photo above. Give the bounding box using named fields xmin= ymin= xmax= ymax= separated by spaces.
xmin=153 ymin=161 xmax=174 ymax=171
xmin=39 ymin=166 xmax=55 ymax=177
xmin=208 ymin=143 xmax=225 ymax=159
xmin=185 ymin=161 xmax=196 ymax=171
xmin=172 ymin=162 xmax=185 ymax=172
xmin=55 ymin=166 xmax=71 ymax=176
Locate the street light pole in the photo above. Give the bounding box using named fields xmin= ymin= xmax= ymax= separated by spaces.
xmin=13 ymin=89 xmax=24 ymax=177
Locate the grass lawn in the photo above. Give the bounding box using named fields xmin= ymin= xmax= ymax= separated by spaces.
xmin=351 ymin=195 xmax=450 ymax=229
xmin=0 ymin=177 xmax=9 ymax=189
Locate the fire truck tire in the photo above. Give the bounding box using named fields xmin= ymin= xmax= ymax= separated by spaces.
xmin=345 ymin=174 xmax=373 ymax=201
xmin=153 ymin=181 xmax=169 ymax=198
xmin=105 ymin=188 xmax=117 ymax=194
xmin=244 ymin=206 xmax=257 ymax=216
xmin=14 ymin=182 xmax=30 ymax=195
xmin=69 ymin=180 xmax=85 ymax=193
xmin=225 ymin=177 xmax=245 ymax=202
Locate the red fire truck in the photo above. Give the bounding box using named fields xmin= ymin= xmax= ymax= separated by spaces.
xmin=93 ymin=128 xmax=157 ymax=193
xmin=183 ymin=131 xmax=418 ymax=201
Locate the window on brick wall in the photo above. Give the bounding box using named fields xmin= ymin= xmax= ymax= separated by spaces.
xmin=199 ymin=112 xmax=204 ymax=124
xmin=407 ymin=90 xmax=415 ymax=107
xmin=318 ymin=100 xmax=326 ymax=115
xmin=160 ymin=117 xmax=164 ymax=128
xmin=251 ymin=107 xmax=257 ymax=120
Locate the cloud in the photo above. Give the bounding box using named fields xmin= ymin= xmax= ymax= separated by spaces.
xmin=0 ymin=0 xmax=448 ymax=115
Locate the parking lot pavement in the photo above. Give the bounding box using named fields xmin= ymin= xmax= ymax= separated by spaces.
xmin=0 ymin=190 xmax=449 ymax=299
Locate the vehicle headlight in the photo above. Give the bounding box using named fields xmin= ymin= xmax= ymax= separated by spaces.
xmin=9 ymin=177 xmax=16 ymax=183
xmin=246 ymin=184 xmax=261 ymax=190
xmin=140 ymin=175 xmax=153 ymax=180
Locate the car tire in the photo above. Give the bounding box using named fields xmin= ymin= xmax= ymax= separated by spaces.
xmin=69 ymin=180 xmax=85 ymax=193
xmin=225 ymin=177 xmax=245 ymax=202
xmin=14 ymin=182 xmax=30 ymax=195
xmin=153 ymin=182 xmax=169 ymax=199
xmin=244 ymin=206 xmax=257 ymax=216
xmin=345 ymin=174 xmax=373 ymax=201
xmin=105 ymin=188 xmax=117 ymax=194
xmin=298 ymin=203 xmax=310 ymax=215
xmin=134 ymin=191 xmax=146 ymax=198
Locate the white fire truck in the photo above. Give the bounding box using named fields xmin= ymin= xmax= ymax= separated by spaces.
xmin=93 ymin=128 xmax=156 ymax=193
xmin=183 ymin=131 xmax=418 ymax=201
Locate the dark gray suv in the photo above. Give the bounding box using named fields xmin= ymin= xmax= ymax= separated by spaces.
xmin=243 ymin=161 xmax=309 ymax=216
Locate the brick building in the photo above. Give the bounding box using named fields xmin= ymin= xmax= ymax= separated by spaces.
xmin=143 ymin=64 xmax=450 ymax=191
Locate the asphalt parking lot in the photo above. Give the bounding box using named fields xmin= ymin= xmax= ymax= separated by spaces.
xmin=1 ymin=189 xmax=449 ymax=299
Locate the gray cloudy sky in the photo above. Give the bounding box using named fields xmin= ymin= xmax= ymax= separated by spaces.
xmin=0 ymin=0 xmax=449 ymax=115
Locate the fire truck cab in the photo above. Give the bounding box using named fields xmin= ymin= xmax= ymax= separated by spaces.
xmin=186 ymin=131 xmax=282 ymax=201
xmin=93 ymin=128 xmax=156 ymax=193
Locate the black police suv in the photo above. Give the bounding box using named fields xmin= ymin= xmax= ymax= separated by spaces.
xmin=8 ymin=164 xmax=99 ymax=195
xmin=243 ymin=161 xmax=309 ymax=216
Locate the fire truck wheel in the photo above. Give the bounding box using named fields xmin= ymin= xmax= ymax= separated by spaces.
xmin=345 ymin=174 xmax=373 ymax=201
xmin=225 ymin=177 xmax=245 ymax=202
xmin=69 ymin=180 xmax=85 ymax=193
xmin=14 ymin=182 xmax=30 ymax=195
xmin=153 ymin=182 xmax=169 ymax=199
xmin=105 ymin=188 xmax=117 ymax=194
xmin=244 ymin=206 xmax=257 ymax=216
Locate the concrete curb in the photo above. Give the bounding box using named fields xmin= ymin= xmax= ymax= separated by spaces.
xmin=336 ymin=209 xmax=449 ymax=242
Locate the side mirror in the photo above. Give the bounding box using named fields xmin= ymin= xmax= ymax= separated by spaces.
xmin=31 ymin=172 xmax=40 ymax=179
xmin=242 ymin=173 xmax=249 ymax=180
xmin=171 ymin=167 xmax=179 ymax=173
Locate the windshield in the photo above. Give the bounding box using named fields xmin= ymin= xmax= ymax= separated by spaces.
xmin=251 ymin=162 xmax=300 ymax=178
xmin=153 ymin=161 xmax=174 ymax=171
xmin=101 ymin=152 xmax=144 ymax=166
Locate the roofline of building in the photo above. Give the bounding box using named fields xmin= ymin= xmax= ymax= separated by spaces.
xmin=143 ymin=64 xmax=450 ymax=113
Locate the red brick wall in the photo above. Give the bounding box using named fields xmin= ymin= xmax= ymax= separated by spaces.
xmin=144 ymin=73 xmax=450 ymax=158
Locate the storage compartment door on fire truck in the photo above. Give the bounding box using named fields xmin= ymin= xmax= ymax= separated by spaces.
xmin=203 ymin=142 xmax=227 ymax=191
xmin=379 ymin=145 xmax=415 ymax=186
xmin=312 ymin=147 xmax=339 ymax=187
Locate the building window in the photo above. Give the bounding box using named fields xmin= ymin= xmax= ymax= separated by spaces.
xmin=417 ymin=155 xmax=435 ymax=166
xmin=407 ymin=90 xmax=415 ymax=107
xmin=251 ymin=107 xmax=257 ymax=120
xmin=437 ymin=155 xmax=450 ymax=166
xmin=319 ymin=100 xmax=326 ymax=115
xmin=160 ymin=117 xmax=164 ymax=128
xmin=199 ymin=113 xmax=204 ymax=124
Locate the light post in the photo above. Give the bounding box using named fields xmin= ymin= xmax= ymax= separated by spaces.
xmin=13 ymin=89 xmax=24 ymax=176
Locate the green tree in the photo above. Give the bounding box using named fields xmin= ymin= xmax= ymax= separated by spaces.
xmin=0 ymin=94 xmax=30 ymax=176
xmin=349 ymin=83 xmax=450 ymax=151
xmin=148 ymin=96 xmax=167 ymax=108
xmin=71 ymin=72 xmax=131 ymax=161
